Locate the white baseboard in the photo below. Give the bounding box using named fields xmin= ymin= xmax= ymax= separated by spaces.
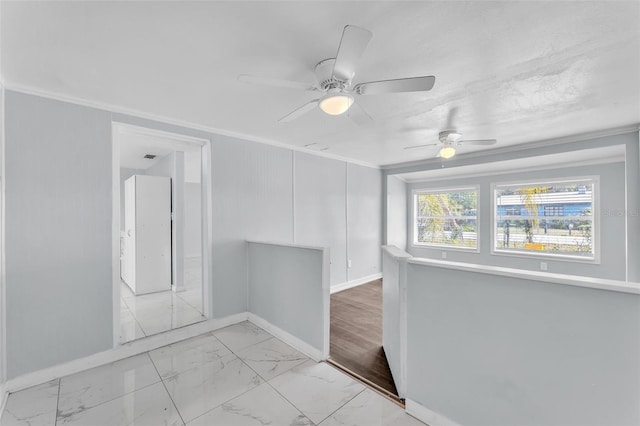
xmin=247 ymin=313 xmax=325 ymax=362
xmin=2 ymin=312 xmax=248 ymax=396
xmin=405 ymin=398 xmax=460 ymax=426
xmin=330 ymin=272 xmax=382 ymax=294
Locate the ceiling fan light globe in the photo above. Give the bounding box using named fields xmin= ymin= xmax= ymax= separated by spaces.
xmin=319 ymin=93 xmax=354 ymax=115
xmin=439 ymin=146 xmax=456 ymax=159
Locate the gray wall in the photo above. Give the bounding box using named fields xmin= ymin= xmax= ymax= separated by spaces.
xmin=184 ymin=182 xmax=202 ymax=258
xmin=211 ymin=136 xmax=294 ymax=317
xmin=386 ymin=175 xmax=407 ymax=251
xmin=405 ymin=161 xmax=626 ymax=280
xmin=293 ymin=153 xmax=347 ymax=286
xmin=0 ymin=87 xmax=3 ymax=382
xmin=1 ymin=92 xmax=383 ymax=379
xmin=293 ymin=153 xmax=384 ymax=287
xmin=627 ymin=135 xmax=640 ymax=281
xmin=4 ymin=91 xmax=113 ymax=379
xmin=406 ymin=262 xmax=640 ymax=426
xmin=248 ymin=242 xmax=326 ymax=353
xmin=346 ymin=163 xmax=383 ymax=281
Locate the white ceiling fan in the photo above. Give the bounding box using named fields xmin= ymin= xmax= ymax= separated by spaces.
xmin=404 ymin=130 xmax=497 ymax=159
xmin=239 ymin=25 xmax=436 ymax=124
xmin=403 ymin=108 xmax=497 ymax=158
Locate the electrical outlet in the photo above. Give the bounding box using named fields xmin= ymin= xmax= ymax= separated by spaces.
xmin=348 ymin=259 xmax=352 ymax=268
xmin=441 ymin=251 xmax=447 ymax=259
xmin=540 ymin=262 xmax=548 ymax=271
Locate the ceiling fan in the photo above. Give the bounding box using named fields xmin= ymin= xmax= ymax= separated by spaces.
xmin=238 ymin=25 xmax=436 ymax=124
xmin=403 ymin=107 xmax=497 ymax=159
xmin=404 ymin=130 xmax=497 ymax=159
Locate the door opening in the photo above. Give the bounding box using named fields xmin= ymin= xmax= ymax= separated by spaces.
xmin=112 ymin=123 xmax=212 ymax=344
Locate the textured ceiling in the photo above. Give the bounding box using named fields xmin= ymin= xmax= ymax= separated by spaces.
xmin=2 ymin=1 xmax=639 ymax=166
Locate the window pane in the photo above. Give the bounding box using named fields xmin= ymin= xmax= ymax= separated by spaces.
xmin=415 ymin=189 xmax=478 ymax=249
xmin=417 ymin=218 xmax=477 ymax=248
xmin=495 ymin=181 xmax=594 ymax=257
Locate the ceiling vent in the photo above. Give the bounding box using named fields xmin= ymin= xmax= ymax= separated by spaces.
xmin=143 ymin=154 xmax=157 ymax=159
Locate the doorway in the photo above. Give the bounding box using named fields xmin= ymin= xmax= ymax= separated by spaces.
xmin=328 ymin=279 xmax=400 ymax=402
xmin=112 ymin=123 xmax=211 ymax=344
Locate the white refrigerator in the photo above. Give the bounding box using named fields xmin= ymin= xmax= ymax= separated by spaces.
xmin=122 ymin=175 xmax=172 ymax=295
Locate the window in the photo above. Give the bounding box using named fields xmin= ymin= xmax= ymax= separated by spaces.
xmin=544 ymin=206 xmax=564 ymax=216
xmin=413 ymin=188 xmax=478 ymax=250
xmin=494 ymin=178 xmax=596 ymax=259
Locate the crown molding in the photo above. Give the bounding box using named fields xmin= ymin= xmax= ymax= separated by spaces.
xmin=3 ymin=82 xmax=380 ymax=170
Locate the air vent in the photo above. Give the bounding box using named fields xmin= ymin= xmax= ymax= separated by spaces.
xmin=143 ymin=154 xmax=157 ymax=159
xmin=304 ymin=143 xmax=329 ymax=152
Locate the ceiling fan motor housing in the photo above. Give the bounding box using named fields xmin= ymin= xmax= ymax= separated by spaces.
xmin=315 ymin=58 xmax=351 ymax=90
xmin=439 ymin=130 xmax=462 ymax=143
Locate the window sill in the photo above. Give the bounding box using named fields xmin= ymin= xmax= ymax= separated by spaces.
xmin=491 ymin=248 xmax=598 ymax=264
xmin=411 ymin=243 xmax=480 ymax=254
xmin=408 ymin=257 xmax=638 ymax=294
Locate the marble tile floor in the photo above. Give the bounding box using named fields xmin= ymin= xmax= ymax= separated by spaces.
xmin=119 ymin=257 xmax=205 ymax=343
xmin=1 ymin=321 xmax=425 ymax=426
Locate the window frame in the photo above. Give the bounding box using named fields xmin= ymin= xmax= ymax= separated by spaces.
xmin=411 ymin=185 xmax=481 ymax=253
xmin=490 ymin=176 xmax=600 ymax=263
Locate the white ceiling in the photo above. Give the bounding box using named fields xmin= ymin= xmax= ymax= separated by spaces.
xmin=2 ymin=1 xmax=638 ymax=167
xmin=118 ymin=126 xmax=202 ymax=183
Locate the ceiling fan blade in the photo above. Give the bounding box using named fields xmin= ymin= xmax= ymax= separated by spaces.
xmin=355 ymin=76 xmax=435 ymax=95
xmin=403 ymin=143 xmax=439 ymax=150
xmin=458 ymin=139 xmax=497 ymax=146
xmin=278 ymin=99 xmax=320 ymax=123
xmin=238 ymin=74 xmax=315 ymax=91
xmin=445 ymin=106 xmax=459 ymax=130
xmin=347 ymin=102 xmax=373 ymax=126
xmin=332 ymin=25 xmax=373 ymax=82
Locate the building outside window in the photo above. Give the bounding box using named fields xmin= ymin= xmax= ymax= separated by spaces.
xmin=494 ymin=178 xmax=596 ymax=259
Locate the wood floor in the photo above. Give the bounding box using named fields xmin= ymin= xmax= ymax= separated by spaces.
xmin=330 ymin=279 xmax=399 ymax=398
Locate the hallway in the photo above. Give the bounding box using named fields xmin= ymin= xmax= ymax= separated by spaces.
xmin=330 ymin=280 xmax=399 ymax=400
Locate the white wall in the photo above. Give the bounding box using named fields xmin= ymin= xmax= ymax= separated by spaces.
xmin=147 ymin=151 xmax=185 ymax=288
xmin=4 ymin=91 xmax=113 ymax=379
xmin=184 ymin=182 xmax=201 ymax=258
xmin=119 ymin=167 xmax=144 ymax=232
xmin=406 ymin=261 xmax=640 ymax=426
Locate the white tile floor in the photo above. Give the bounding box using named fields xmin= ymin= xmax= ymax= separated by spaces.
xmin=119 ymin=257 xmax=205 ymax=343
xmin=1 ymin=322 xmax=425 ymax=426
